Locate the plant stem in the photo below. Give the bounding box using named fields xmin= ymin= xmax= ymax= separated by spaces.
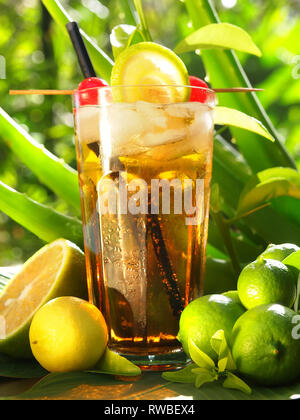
xmin=133 ymin=0 xmax=152 ymax=41
xmin=212 ymin=210 xmax=241 ymax=277
xmin=214 ymin=126 xmax=228 ymax=137
xmin=119 ymin=0 xmax=137 ymax=26
xmin=227 ymin=203 xmax=271 ymax=225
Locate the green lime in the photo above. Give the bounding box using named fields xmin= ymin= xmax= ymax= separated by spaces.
xmin=110 ymin=42 xmax=190 ymax=103
xmin=0 ymin=239 xmax=88 ymax=358
xmin=258 ymin=243 xmax=300 ymax=284
xmin=238 ymin=258 xmax=297 ymax=310
xmin=177 ymin=294 xmax=245 ymax=361
xmin=258 ymin=243 xmax=299 ymax=261
xmin=222 ymin=290 xmax=243 ymax=306
xmin=29 ymin=296 xmax=108 ymax=372
xmin=231 ymin=304 xmax=300 ymax=386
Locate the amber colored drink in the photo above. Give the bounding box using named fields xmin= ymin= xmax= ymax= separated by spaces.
xmin=74 ymin=86 xmax=215 ymax=369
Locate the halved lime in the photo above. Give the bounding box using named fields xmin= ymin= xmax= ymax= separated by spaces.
xmin=110 ymin=42 xmax=190 ymax=103
xmin=0 ymin=239 xmax=88 ymax=358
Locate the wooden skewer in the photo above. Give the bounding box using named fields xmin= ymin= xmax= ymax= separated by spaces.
xmin=214 ymin=88 xmax=263 ymax=93
xmin=9 ymin=87 xmax=263 ymax=96
xmin=9 ymin=89 xmax=75 ymax=95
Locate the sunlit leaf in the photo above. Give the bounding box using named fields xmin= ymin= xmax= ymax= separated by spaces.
xmin=217 ymin=358 xmax=228 ymax=373
xmin=184 ymin=0 xmax=296 ymax=172
xmin=214 ymin=107 xmax=274 ymax=142
xmin=88 ymin=348 xmax=141 ymax=377
xmin=132 ymin=0 xmax=152 ymax=41
xmin=42 ymin=0 xmax=114 ymax=81
xmin=210 ymin=330 xmax=237 ymax=372
xmin=194 ymin=370 xmax=217 ymax=388
xmin=210 ymin=184 xmax=221 ymax=213
xmin=237 ymin=168 xmax=300 ymax=215
xmin=222 ymin=372 xmax=252 ymax=395
xmin=175 ymin=23 xmax=262 ymax=56
xmin=0 ymin=181 xmax=83 ymax=248
xmin=0 ymin=107 xmax=81 ymax=214
xmin=283 ymin=250 xmax=300 ymax=312
xmin=162 ymin=363 xmax=197 ymax=384
xmin=110 ymin=24 xmax=143 ymax=59
xmin=188 ymin=338 xmax=215 ymax=370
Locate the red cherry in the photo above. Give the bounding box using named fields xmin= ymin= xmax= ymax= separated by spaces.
xmin=78 ymin=77 xmax=108 ymax=105
xmin=189 ymin=76 xmax=209 ymax=103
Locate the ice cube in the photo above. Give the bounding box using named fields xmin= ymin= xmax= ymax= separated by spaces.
xmin=188 ymin=108 xmax=214 ymax=152
xmin=77 ymin=106 xmax=101 ymax=144
xmin=135 ymin=101 xmax=167 ymax=128
xmin=165 ymin=102 xmax=201 ymax=119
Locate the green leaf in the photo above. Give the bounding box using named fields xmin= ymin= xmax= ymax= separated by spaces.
xmin=222 ymin=372 xmax=252 ymax=395
xmin=110 ymin=24 xmax=143 ymax=59
xmin=0 ymin=107 xmax=81 ymax=215
xmin=184 ymin=0 xmax=296 ymax=172
xmin=218 ymin=358 xmax=228 ymax=373
xmin=242 ymin=204 xmax=300 ymax=247
xmin=283 ymin=250 xmax=300 ymax=272
xmin=210 ymin=330 xmax=237 ymax=372
xmin=3 ymin=371 xmax=121 ymax=400
xmin=88 ymin=348 xmax=141 ymax=377
xmin=214 ymin=107 xmax=275 ymax=143
xmin=210 ymin=184 xmax=221 ymax=213
xmin=237 ymin=168 xmax=300 ymax=215
xmin=270 ymin=196 xmax=300 ymax=228
xmin=118 ymin=0 xmax=137 ymax=26
xmin=194 ymin=370 xmax=217 ymax=388
xmin=41 ymin=0 xmax=114 ymax=81
xmin=188 ymin=338 xmax=215 ymax=370
xmin=0 ymin=353 xmax=47 ymax=378
xmin=132 ymin=0 xmax=152 ymax=41
xmin=175 ymin=23 xmax=262 ymax=56
xmin=283 ymin=250 xmax=300 ymax=312
xmin=0 ymin=181 xmax=83 ymax=248
xmin=162 ymin=363 xmax=197 ymax=384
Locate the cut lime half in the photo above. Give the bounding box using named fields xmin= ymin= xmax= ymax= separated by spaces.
xmin=0 ymin=239 xmax=87 ymax=358
xmin=110 ymin=42 xmax=190 ymax=103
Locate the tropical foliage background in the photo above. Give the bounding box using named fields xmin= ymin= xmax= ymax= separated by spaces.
xmin=0 ymin=0 xmax=300 ymax=268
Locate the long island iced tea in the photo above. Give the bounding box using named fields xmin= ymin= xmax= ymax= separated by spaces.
xmin=74 ymin=86 xmax=215 ymax=368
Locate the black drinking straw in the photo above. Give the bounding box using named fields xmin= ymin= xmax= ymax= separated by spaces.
xmin=66 ymin=21 xmax=183 ymax=317
xmin=66 ymin=22 xmax=96 ymax=78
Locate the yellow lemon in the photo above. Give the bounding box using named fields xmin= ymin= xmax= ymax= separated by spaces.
xmin=29 ymin=296 xmax=108 ymax=373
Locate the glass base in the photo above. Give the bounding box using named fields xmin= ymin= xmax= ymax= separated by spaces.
xmin=117 ymin=348 xmax=191 ymax=372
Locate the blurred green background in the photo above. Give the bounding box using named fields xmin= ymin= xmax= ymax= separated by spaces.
xmin=0 ymin=0 xmax=299 ymax=265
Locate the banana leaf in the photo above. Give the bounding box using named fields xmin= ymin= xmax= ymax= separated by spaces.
xmin=0 ymin=181 xmax=83 ymax=248
xmin=1 ymin=370 xmax=299 ymax=400
xmin=184 ymin=0 xmax=296 ymax=172
xmin=0 ymin=107 xmax=81 ymax=215
xmin=42 ymin=0 xmax=114 ymax=81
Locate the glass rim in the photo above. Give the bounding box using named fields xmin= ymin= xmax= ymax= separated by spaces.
xmin=74 ymin=84 xmax=215 ymax=95
xmin=73 ymin=84 xmax=216 ymax=107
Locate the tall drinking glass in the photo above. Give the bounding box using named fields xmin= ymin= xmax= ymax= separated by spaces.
xmin=73 ymin=85 xmax=216 ymax=370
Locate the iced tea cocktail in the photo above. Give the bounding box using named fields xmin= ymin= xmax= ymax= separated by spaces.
xmin=74 ymin=85 xmax=215 ymax=369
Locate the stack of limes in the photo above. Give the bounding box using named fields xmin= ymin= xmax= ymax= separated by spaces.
xmin=178 ymin=243 xmax=300 ymax=386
